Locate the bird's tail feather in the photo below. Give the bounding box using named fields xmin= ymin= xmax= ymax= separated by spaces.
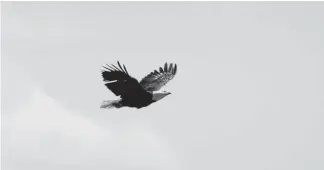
xmin=100 ymin=100 xmax=123 ymax=109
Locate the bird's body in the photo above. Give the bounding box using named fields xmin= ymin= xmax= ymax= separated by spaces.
xmin=100 ymin=61 xmax=177 ymax=109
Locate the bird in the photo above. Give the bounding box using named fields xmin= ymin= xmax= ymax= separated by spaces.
xmin=100 ymin=61 xmax=177 ymax=109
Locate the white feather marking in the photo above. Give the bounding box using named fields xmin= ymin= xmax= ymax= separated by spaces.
xmin=106 ymin=80 xmax=117 ymax=83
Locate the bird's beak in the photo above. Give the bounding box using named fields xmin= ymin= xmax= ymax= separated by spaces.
xmin=168 ymin=92 xmax=172 ymax=95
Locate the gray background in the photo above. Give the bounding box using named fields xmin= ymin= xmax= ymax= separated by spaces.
xmin=2 ymin=2 xmax=324 ymax=170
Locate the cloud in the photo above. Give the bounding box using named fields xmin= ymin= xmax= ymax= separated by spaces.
xmin=2 ymin=87 xmax=179 ymax=170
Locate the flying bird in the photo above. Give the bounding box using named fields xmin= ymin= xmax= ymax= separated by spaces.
xmin=100 ymin=61 xmax=177 ymax=109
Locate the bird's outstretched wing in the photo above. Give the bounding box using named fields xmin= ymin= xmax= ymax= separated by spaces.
xmin=101 ymin=61 xmax=148 ymax=100
xmin=139 ymin=63 xmax=177 ymax=92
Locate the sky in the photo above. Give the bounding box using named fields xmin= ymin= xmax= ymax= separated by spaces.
xmin=1 ymin=1 xmax=324 ymax=170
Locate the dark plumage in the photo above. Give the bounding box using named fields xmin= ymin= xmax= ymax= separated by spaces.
xmin=100 ymin=61 xmax=177 ymax=109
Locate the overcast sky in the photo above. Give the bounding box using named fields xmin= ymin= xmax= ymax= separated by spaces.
xmin=2 ymin=1 xmax=324 ymax=170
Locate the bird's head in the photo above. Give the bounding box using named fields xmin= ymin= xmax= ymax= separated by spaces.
xmin=152 ymin=90 xmax=171 ymax=101
xmin=162 ymin=90 xmax=171 ymax=95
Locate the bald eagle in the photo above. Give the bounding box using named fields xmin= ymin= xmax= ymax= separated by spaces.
xmin=100 ymin=61 xmax=177 ymax=109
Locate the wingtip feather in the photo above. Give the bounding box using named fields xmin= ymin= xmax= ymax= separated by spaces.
xmin=117 ymin=61 xmax=125 ymax=73
xmin=169 ymin=63 xmax=173 ymax=72
xmin=123 ymin=64 xmax=129 ymax=75
xmin=159 ymin=67 xmax=163 ymax=72
xmin=173 ymin=64 xmax=177 ymax=74
xmin=164 ymin=62 xmax=168 ymax=72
